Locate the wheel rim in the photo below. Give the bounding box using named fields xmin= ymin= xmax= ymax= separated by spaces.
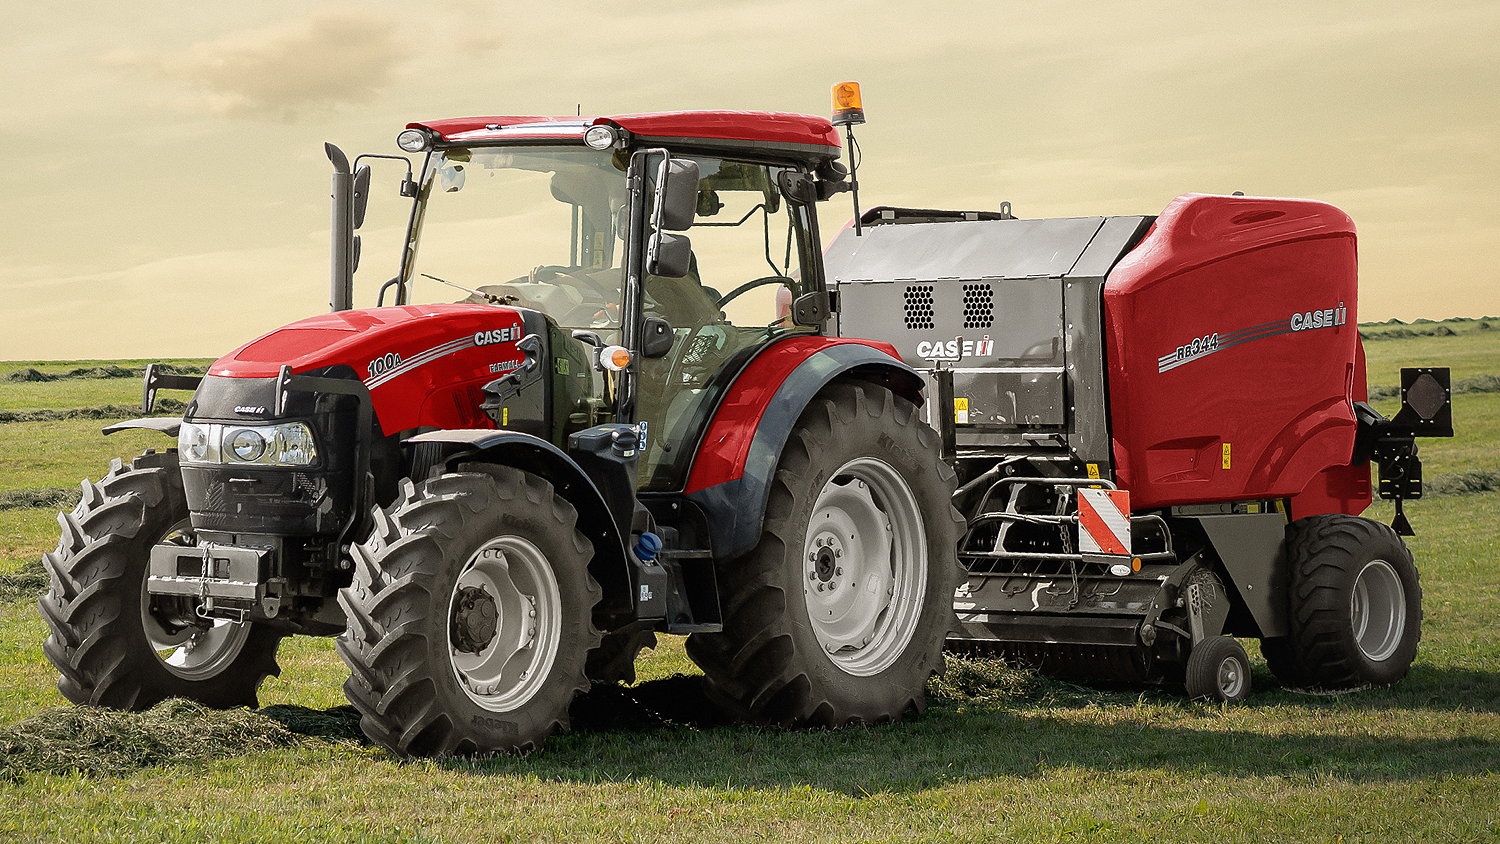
xmin=138 ymin=520 xmax=252 ymax=681
xmin=1216 ymin=654 xmax=1247 ymax=699
xmin=802 ymin=457 xmax=928 ymax=677
xmin=1351 ymin=558 xmax=1406 ymax=662
xmin=448 ymin=535 xmax=562 ymax=712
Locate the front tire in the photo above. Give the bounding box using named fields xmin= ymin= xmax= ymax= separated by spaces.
xmin=337 ymin=466 xmax=602 ymax=757
xmin=38 ymin=451 xmax=283 ymax=711
xmin=1261 ymin=514 xmax=1422 ymax=691
xmin=686 ymin=382 xmax=964 ymax=726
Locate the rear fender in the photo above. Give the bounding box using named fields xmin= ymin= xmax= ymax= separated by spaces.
xmin=405 ymin=429 xmax=633 ymax=620
xmin=683 ymin=338 xmax=922 ymax=561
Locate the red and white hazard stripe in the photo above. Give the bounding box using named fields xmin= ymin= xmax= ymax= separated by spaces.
xmin=1077 ymin=488 xmax=1131 ymax=556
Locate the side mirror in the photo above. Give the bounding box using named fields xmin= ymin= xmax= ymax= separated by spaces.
xmin=654 ymin=157 xmax=699 ymax=231
xmin=641 ymin=317 xmax=674 ymax=358
xmin=648 ymin=232 xmax=693 ymax=278
xmin=351 ymin=164 xmax=372 ymax=229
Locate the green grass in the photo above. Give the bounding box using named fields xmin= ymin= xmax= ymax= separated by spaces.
xmin=0 ymin=332 xmax=1497 ymax=842
xmin=0 ymin=420 xmax=170 ymax=492
xmin=0 ymin=380 xmax=156 ymax=412
xmin=1363 ymin=318 xmax=1498 ymax=384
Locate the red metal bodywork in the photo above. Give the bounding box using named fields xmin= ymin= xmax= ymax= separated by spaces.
xmin=409 ymin=111 xmax=842 ymax=153
xmin=210 ymin=304 xmax=530 ymax=433
xmin=683 ymin=336 xmax=903 ymax=494
xmin=1103 ymin=194 xmax=1371 ymax=516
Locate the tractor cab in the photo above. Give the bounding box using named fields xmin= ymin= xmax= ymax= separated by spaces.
xmin=386 ymin=115 xmax=840 ymax=487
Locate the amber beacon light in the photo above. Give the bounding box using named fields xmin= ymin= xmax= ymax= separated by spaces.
xmin=831 ymin=81 xmax=865 ymax=127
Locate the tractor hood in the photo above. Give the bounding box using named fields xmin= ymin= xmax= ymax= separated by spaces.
xmin=210 ymin=303 xmax=539 ymax=432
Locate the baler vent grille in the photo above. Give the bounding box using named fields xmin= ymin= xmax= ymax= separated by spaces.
xmin=903 ymin=284 xmax=935 ymax=330
xmin=962 ymin=283 xmax=994 ymax=329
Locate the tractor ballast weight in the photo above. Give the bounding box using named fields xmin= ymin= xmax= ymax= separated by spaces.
xmin=826 ymin=194 xmax=1450 ymax=692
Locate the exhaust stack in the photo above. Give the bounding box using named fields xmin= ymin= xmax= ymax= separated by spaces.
xmin=325 ymin=143 xmax=355 ymax=312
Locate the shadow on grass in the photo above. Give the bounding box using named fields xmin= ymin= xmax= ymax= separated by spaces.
xmin=1247 ymin=663 xmax=1500 ymax=714
xmin=10 ymin=669 xmax=1495 ymax=787
xmin=258 ymin=704 xmax=366 ymax=742
xmin=439 ymin=672 xmax=1500 ymax=791
xmin=255 ymin=668 xmax=1500 ymax=791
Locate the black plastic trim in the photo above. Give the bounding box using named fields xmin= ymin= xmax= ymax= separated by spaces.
xmin=408 ymin=428 xmax=635 ymax=620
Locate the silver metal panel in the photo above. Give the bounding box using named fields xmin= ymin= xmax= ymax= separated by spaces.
xmin=825 ymin=217 xmax=1108 ymax=283
xmin=828 ymin=215 xmax=1151 ymax=451
xmin=837 ymin=276 xmax=1066 ymax=427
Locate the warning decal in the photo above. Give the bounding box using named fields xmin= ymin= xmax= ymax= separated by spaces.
xmin=1077 ymin=488 xmax=1131 ymax=556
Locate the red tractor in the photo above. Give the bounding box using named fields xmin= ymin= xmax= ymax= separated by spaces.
xmin=40 ymin=89 xmax=1450 ymax=756
xmin=40 ymin=107 xmax=962 ymax=756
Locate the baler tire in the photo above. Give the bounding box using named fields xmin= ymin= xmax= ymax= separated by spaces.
xmin=1261 ymin=514 xmax=1422 ymax=692
xmin=1184 ymin=636 xmax=1252 ymax=703
xmin=38 ymin=451 xmax=283 ymax=711
xmin=685 ymin=381 xmax=964 ymax=727
xmin=587 ymin=625 xmax=658 ymax=686
xmin=337 ymin=467 xmax=602 ymax=758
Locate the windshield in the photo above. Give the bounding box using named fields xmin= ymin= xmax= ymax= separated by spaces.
xmin=405 ymin=146 xmax=629 ymax=329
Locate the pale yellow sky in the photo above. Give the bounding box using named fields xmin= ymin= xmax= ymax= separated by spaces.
xmin=2 ymin=0 xmax=1497 ymax=359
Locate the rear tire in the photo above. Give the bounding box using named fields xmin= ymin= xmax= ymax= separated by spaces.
xmin=1185 ymin=637 xmax=1251 ymax=703
xmin=38 ymin=451 xmax=283 ymax=711
xmin=337 ymin=467 xmax=602 ymax=757
xmin=686 ymin=382 xmax=964 ymax=726
xmin=1261 ymin=514 xmax=1422 ymax=691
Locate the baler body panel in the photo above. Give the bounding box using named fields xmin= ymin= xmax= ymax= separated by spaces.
xmin=207 ymin=303 xmax=542 ymax=433
xmin=1103 ymin=194 xmax=1367 ymax=512
xmin=826 ymin=213 xmax=1150 ymax=467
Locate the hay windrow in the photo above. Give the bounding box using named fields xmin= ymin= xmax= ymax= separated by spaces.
xmin=0 ymin=700 xmax=361 ymax=781
xmin=0 ymin=487 xmax=79 ymax=511
xmin=1368 ymin=372 xmax=1500 ymax=400
xmin=4 ymin=363 xmax=205 ymax=383
xmin=0 ymin=399 xmax=185 ymax=424
xmin=0 ymin=562 xmax=47 ymax=603
xmin=1426 ymin=470 xmax=1500 ymax=496
xmin=927 ymin=654 xmax=1045 ymax=705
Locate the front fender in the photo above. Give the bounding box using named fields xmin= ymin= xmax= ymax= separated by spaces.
xmin=683 ymin=338 xmax=922 ymax=560
xmin=405 ymin=428 xmax=634 ymax=620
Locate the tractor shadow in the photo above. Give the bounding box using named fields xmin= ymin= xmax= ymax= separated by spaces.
xmin=479 ymin=668 xmax=1500 ymax=791
xmin=252 ymin=667 xmax=1500 ymax=792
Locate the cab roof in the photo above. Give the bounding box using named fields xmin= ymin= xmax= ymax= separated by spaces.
xmin=407 ymin=110 xmax=842 ymax=162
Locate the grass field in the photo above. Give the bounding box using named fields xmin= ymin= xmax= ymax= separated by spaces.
xmin=0 ymin=325 xmax=1496 ymax=842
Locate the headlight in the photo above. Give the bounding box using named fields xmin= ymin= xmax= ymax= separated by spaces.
xmin=228 ymin=428 xmax=267 ymax=461
xmin=583 ymin=125 xmax=617 ymax=150
xmin=179 ymin=421 xmax=318 ymax=467
xmin=180 ymin=423 xmax=212 ymax=462
xmin=396 ymin=128 xmax=431 ymax=152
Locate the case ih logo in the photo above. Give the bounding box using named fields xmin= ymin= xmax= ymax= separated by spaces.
xmin=915 ymin=335 xmax=995 ymax=361
xmin=474 ymin=325 xmax=521 ymax=346
xmin=1159 ymin=303 xmax=1347 ymax=373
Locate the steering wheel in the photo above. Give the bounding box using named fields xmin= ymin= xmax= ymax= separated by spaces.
xmin=715 ymin=275 xmax=794 ymax=309
xmin=528 ymin=264 xmax=618 ymax=302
